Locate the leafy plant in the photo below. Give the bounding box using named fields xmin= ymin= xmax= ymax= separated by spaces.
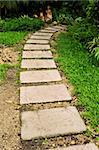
xmin=88 ymin=37 xmax=99 ymax=61
xmin=0 ymin=64 xmax=11 ymax=82
xmin=58 ymin=13 xmax=74 ymax=25
xmin=75 ymin=17 xmax=82 ymax=23
xmin=68 ymin=19 xmax=97 ymax=45
xmin=56 ymin=32 xmax=99 ymax=129
xmin=0 ymin=16 xmax=44 ymax=32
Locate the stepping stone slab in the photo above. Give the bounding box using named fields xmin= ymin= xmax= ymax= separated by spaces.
xmin=54 ymin=26 xmax=66 ymax=30
xmin=40 ymin=29 xmax=57 ymax=33
xmin=33 ymin=32 xmax=53 ymax=37
xmin=20 ymin=84 xmax=72 ymax=104
xmin=26 ymin=39 xmax=49 ymax=44
xmin=21 ymin=106 xmax=86 ymax=140
xmin=22 ymin=51 xmax=53 ymax=59
xmin=30 ymin=35 xmax=51 ymax=40
xmin=50 ymin=143 xmax=98 ymax=150
xmin=24 ymin=44 xmax=50 ymax=50
xmin=21 ymin=59 xmax=56 ymax=69
xmin=45 ymin=27 xmax=60 ymax=31
xmin=20 ymin=69 xmax=62 ymax=83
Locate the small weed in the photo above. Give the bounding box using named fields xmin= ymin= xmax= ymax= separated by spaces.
xmin=0 ymin=64 xmax=12 ymax=82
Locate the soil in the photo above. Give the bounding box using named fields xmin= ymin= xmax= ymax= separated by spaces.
xmin=0 ymin=46 xmax=18 ymax=64
xmin=0 ymin=68 xmax=21 ymax=150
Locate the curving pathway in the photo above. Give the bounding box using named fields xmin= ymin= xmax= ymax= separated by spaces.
xmin=20 ymin=25 xmax=98 ymax=149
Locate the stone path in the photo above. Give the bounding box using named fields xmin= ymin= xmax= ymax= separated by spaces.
xmin=21 ymin=59 xmax=57 ymax=69
xmin=50 ymin=143 xmax=98 ymax=150
xmin=20 ymin=84 xmax=71 ymax=104
xmin=20 ymin=25 xmax=98 ymax=149
xmin=21 ymin=107 xmax=86 ymax=140
xmin=22 ymin=51 xmax=52 ymax=58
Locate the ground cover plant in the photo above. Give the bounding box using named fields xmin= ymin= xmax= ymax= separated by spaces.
xmin=0 ymin=16 xmax=44 ymax=32
xmin=53 ymin=1 xmax=99 ymax=61
xmin=0 ymin=64 xmax=11 ymax=81
xmin=0 ymin=31 xmax=27 ymax=46
xmin=56 ymin=33 xmax=99 ymax=132
xmin=0 ymin=16 xmax=44 ymax=83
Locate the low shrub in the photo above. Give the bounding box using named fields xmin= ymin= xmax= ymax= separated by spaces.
xmin=68 ymin=19 xmax=97 ymax=45
xmin=67 ymin=18 xmax=99 ymax=61
xmin=57 ymin=13 xmax=74 ymax=25
xmin=88 ymin=37 xmax=99 ymax=61
xmin=53 ymin=7 xmax=74 ymax=25
xmin=0 ymin=16 xmax=44 ymax=32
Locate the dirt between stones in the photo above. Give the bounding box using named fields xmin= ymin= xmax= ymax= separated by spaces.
xmin=0 ymin=47 xmax=18 ymax=64
xmin=0 ymin=69 xmax=21 ymax=150
xmin=0 ymin=68 xmax=94 ymax=150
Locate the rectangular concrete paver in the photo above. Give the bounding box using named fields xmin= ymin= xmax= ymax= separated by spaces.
xmin=45 ymin=27 xmax=60 ymax=31
xmin=40 ymin=29 xmax=56 ymax=33
xmin=33 ymin=32 xmax=53 ymax=37
xmin=20 ymin=84 xmax=72 ymax=104
xmin=49 ymin=143 xmax=98 ymax=150
xmin=30 ymin=35 xmax=51 ymax=40
xmin=21 ymin=106 xmax=86 ymax=140
xmin=54 ymin=26 xmax=66 ymax=30
xmin=20 ymin=69 xmax=62 ymax=83
xmin=21 ymin=59 xmax=56 ymax=69
xmin=26 ymin=39 xmax=49 ymax=44
xmin=24 ymin=44 xmax=50 ymax=50
xmin=22 ymin=51 xmax=53 ymax=59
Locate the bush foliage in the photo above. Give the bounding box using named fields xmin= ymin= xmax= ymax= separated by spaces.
xmin=0 ymin=16 xmax=44 ymax=32
xmin=53 ymin=1 xmax=99 ymax=61
xmin=68 ymin=19 xmax=97 ymax=45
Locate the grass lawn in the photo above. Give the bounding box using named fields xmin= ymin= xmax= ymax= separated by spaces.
xmin=56 ymin=33 xmax=99 ymax=131
xmin=0 ymin=31 xmax=27 ymax=46
xmin=0 ymin=31 xmax=27 ymax=82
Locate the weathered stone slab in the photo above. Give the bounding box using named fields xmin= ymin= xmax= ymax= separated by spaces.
xmin=20 ymin=84 xmax=71 ymax=104
xmin=22 ymin=51 xmax=53 ymax=59
xmin=50 ymin=143 xmax=98 ymax=150
xmin=20 ymin=70 xmax=62 ymax=83
xmin=54 ymin=25 xmax=66 ymax=30
xmin=24 ymin=44 xmax=50 ymax=50
xmin=26 ymin=39 xmax=49 ymax=44
xmin=40 ymin=29 xmax=56 ymax=33
xmin=45 ymin=27 xmax=60 ymax=31
xmin=21 ymin=106 xmax=86 ymax=140
xmin=30 ymin=35 xmax=51 ymax=40
xmin=21 ymin=59 xmax=56 ymax=69
xmin=34 ymin=32 xmax=53 ymax=37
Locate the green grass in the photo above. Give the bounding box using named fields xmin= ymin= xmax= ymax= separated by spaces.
xmin=0 ymin=31 xmax=27 ymax=46
xmin=56 ymin=33 xmax=99 ymax=130
xmin=0 ymin=31 xmax=27 ymax=82
xmin=0 ymin=64 xmax=11 ymax=81
xmin=0 ymin=17 xmax=44 ymax=32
